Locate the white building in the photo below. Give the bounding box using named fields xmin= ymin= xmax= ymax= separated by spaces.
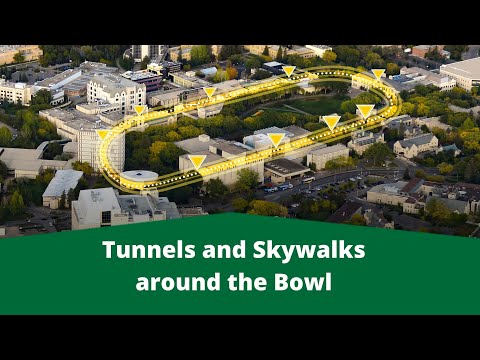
xmin=0 ymin=79 xmax=33 ymax=105
xmin=131 ymin=45 xmax=164 ymax=62
xmin=439 ymin=57 xmax=480 ymax=91
xmin=305 ymin=45 xmax=333 ymax=57
xmin=393 ymin=133 xmax=439 ymax=159
xmin=39 ymin=108 xmax=125 ymax=172
xmin=347 ymin=130 xmax=385 ymax=155
xmin=71 ymin=188 xmax=182 ymax=230
xmin=87 ymin=75 xmax=146 ymax=114
xmin=42 ymin=169 xmax=83 ymax=209
xmin=307 ymin=144 xmax=350 ymax=170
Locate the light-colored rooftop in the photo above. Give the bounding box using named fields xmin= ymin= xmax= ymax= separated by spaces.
xmin=175 ymin=134 xmax=215 ymax=153
xmin=120 ymin=170 xmax=159 ymax=182
xmin=440 ymin=57 xmax=480 ymax=79
xmin=91 ymin=74 xmax=144 ymax=96
xmin=42 ymin=169 xmax=83 ymax=198
xmin=309 ymin=143 xmax=348 ymax=155
xmin=369 ymin=181 xmax=408 ymax=195
xmin=39 ymin=108 xmax=111 ymax=132
xmin=36 ymin=69 xmax=81 ymax=88
xmin=74 ymin=188 xmax=121 ymax=225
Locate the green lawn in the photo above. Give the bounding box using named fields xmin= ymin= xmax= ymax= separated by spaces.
xmin=284 ymin=97 xmax=344 ymax=115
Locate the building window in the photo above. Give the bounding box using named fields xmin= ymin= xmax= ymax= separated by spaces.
xmin=101 ymin=211 xmax=111 ymax=224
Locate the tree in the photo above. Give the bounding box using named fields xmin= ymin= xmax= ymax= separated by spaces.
xmin=31 ymin=89 xmax=52 ymax=106
xmin=363 ymin=142 xmax=393 ymax=166
xmin=234 ymin=168 xmax=259 ymax=193
xmin=276 ymin=46 xmax=283 ymax=61
xmin=218 ymin=45 xmax=243 ymax=61
xmin=232 ymin=198 xmax=249 ymax=213
xmin=140 ymin=55 xmax=150 ymax=70
xmin=322 ymin=50 xmax=337 ymax=63
xmin=346 ymin=213 xmax=366 ymax=226
xmin=205 ymin=178 xmax=229 ymax=200
xmin=425 ymin=198 xmax=450 ymax=225
xmin=262 ymin=46 xmax=269 ymax=56
xmin=10 ymin=190 xmax=25 ymax=216
xmin=0 ymin=159 xmax=8 ymax=183
xmin=0 ymin=127 xmax=12 ymax=146
xmin=59 ymin=190 xmax=66 ymax=209
xmin=386 ymin=62 xmax=400 ymax=76
xmin=67 ymin=188 xmax=75 ymax=207
xmin=72 ymin=161 xmax=94 ymax=176
xmin=13 ymin=52 xmax=25 ymax=63
xmin=190 ymin=45 xmax=211 ymax=66
xmin=403 ymin=167 xmax=411 ymax=180
xmin=247 ymin=200 xmax=288 ymax=217
xmin=225 ymin=66 xmax=238 ymax=80
xmin=437 ymin=162 xmax=454 ymax=175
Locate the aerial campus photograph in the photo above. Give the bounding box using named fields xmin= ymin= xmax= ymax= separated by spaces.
xmin=0 ymin=44 xmax=479 ymax=238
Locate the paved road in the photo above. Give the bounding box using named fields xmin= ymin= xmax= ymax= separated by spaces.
xmin=0 ymin=120 xmax=17 ymax=136
xmin=462 ymin=45 xmax=480 ymax=60
xmin=258 ymin=168 xmax=404 ymax=203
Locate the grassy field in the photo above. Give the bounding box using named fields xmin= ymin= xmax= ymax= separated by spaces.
xmin=283 ymin=97 xmax=345 ymax=115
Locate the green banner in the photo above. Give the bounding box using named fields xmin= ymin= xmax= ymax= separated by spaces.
xmin=0 ymin=213 xmax=478 ymax=314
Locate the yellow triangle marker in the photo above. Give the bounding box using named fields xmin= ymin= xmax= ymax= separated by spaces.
xmin=282 ymin=66 xmax=296 ymax=78
xmin=96 ymin=130 xmax=109 ymax=140
xmin=372 ymin=69 xmax=385 ymax=81
xmin=134 ymin=105 xmax=147 ymax=116
xmin=267 ymin=133 xmax=286 ymax=148
xmin=203 ymin=87 xmax=217 ymax=99
xmin=356 ymin=104 xmax=375 ymax=119
xmin=188 ymin=155 xmax=207 ymax=170
xmin=323 ymin=115 xmax=341 ymax=131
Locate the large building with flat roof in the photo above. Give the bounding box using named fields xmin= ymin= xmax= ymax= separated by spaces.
xmin=0 ymin=147 xmax=71 ymax=179
xmin=264 ymin=158 xmax=310 ymax=184
xmin=307 ymin=144 xmax=349 ymax=170
xmin=440 ymin=57 xmax=480 ymax=91
xmin=39 ymin=108 xmax=125 ymax=172
xmin=393 ymin=133 xmax=439 ymax=159
xmin=176 ymin=134 xmax=264 ymax=186
xmin=71 ymin=188 xmax=182 ymax=230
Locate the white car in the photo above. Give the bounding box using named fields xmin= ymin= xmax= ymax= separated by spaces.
xmin=291 ymin=203 xmax=300 ymax=208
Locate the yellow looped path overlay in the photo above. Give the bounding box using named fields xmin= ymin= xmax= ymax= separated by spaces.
xmin=99 ymin=66 xmax=402 ymax=193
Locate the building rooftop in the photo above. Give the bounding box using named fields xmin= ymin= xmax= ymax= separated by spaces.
xmin=35 ymin=69 xmax=82 ymax=88
xmin=426 ymin=196 xmax=468 ymax=213
xmin=91 ymin=74 xmax=144 ymax=96
xmin=306 ymin=45 xmax=332 ymax=50
xmin=264 ymin=158 xmax=309 ymax=175
xmin=178 ymin=206 xmax=208 ymax=217
xmin=149 ymin=196 xmax=181 ymax=220
xmin=254 ymin=126 xmax=294 ymax=137
xmin=369 ymin=181 xmax=408 ymax=195
xmin=39 ymin=108 xmax=111 ymax=132
xmin=327 ymin=201 xmax=362 ymax=223
xmin=74 ymin=188 xmax=121 ymax=225
xmin=121 ymin=70 xmax=161 ymax=81
xmin=175 ymin=134 xmax=215 ymax=153
xmin=282 ymin=125 xmax=311 ymax=138
xmin=309 ymin=143 xmax=348 ymax=156
xmin=440 ymin=57 xmax=480 ymax=79
xmin=212 ymin=139 xmax=248 ymax=156
xmin=399 ymin=133 xmax=436 ymax=148
xmin=42 ymin=169 xmax=83 ymax=198
xmin=263 ymin=61 xmax=284 ymax=68
xmin=400 ymin=178 xmax=423 ymax=194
